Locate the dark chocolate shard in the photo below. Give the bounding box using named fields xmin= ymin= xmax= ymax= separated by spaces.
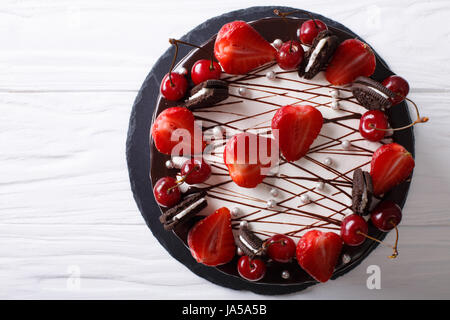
xmin=184 ymin=79 xmax=229 ymax=110
xmin=234 ymin=222 xmax=265 ymax=257
xmin=298 ymin=30 xmax=339 ymax=80
xmin=352 ymin=168 xmax=374 ymax=216
xmin=159 ymin=190 xmax=207 ymax=230
xmin=351 ymin=76 xmax=396 ymax=111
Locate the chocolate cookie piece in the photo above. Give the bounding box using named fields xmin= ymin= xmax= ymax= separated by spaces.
xmin=298 ymin=30 xmax=339 ymax=79
xmin=351 ymin=76 xmax=396 ymax=111
xmin=352 ymin=168 xmax=374 ymax=216
xmin=184 ymin=79 xmax=229 ymax=110
xmin=234 ymin=222 xmax=265 ymax=257
xmin=159 ymin=190 xmax=207 ymax=230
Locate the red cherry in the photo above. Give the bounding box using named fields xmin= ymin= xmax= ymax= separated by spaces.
xmin=276 ymin=40 xmax=304 ymax=70
xmin=371 ymin=201 xmax=402 ymax=231
xmin=298 ymin=19 xmax=327 ymax=45
xmin=180 ymin=158 xmax=212 ymax=184
xmin=359 ymin=110 xmax=389 ymax=142
xmin=237 ymin=256 xmax=266 ymax=281
xmin=340 ymin=214 xmax=368 ymax=246
xmin=153 ymin=176 xmax=181 ymax=207
xmin=191 ymin=59 xmax=222 ymax=85
xmin=265 ymin=234 xmax=296 ymax=263
xmin=160 ymin=72 xmax=188 ymax=101
xmin=382 ymin=75 xmax=409 ymax=105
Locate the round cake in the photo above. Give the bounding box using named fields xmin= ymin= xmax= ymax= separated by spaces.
xmin=129 ymin=7 xmax=421 ymax=294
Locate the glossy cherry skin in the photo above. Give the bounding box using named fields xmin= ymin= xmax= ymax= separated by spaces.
xmin=190 ymin=59 xmax=222 ymax=85
xmin=359 ymin=110 xmax=389 ymax=142
xmin=340 ymin=214 xmax=368 ymax=246
xmin=160 ymin=72 xmax=188 ymax=101
xmin=382 ymin=75 xmax=410 ymax=105
xmin=265 ymin=234 xmax=296 ymax=263
xmin=276 ymin=40 xmax=304 ymax=70
xmin=371 ymin=201 xmax=402 ymax=231
xmin=180 ymin=158 xmax=212 ymax=184
xmin=237 ymin=256 xmax=266 ymax=281
xmin=298 ymin=19 xmax=328 ymax=45
xmin=153 ymin=176 xmax=181 ymax=207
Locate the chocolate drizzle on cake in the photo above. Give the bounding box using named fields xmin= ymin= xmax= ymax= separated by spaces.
xmin=173 ymin=60 xmax=391 ymax=241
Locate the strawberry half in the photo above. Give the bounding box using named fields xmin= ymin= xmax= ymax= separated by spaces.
xmin=370 ymin=142 xmax=415 ymax=196
xmin=151 ymin=107 xmax=204 ymax=156
xmin=271 ymin=105 xmax=323 ymax=162
xmin=326 ymin=39 xmax=376 ymax=85
xmin=214 ymin=21 xmax=277 ymax=75
xmin=296 ymin=230 xmax=343 ymax=283
xmin=187 ymin=207 xmax=236 ymax=266
xmin=223 ymin=132 xmax=277 ymax=188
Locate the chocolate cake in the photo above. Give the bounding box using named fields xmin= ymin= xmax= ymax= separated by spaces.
xmin=127 ymin=7 xmax=417 ymax=294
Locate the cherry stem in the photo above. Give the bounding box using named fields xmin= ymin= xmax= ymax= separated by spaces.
xmin=369 ymin=97 xmax=429 ymax=132
xmin=169 ymin=38 xmax=216 ymax=71
xmin=273 ymin=9 xmax=319 ymax=29
xmin=166 ymin=163 xmax=199 ymax=194
xmin=357 ymin=229 xmax=399 ymax=259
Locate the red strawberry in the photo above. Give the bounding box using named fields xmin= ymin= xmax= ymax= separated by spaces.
xmin=187 ymin=207 xmax=236 ymax=266
xmin=296 ymin=230 xmax=343 ymax=283
xmin=271 ymin=105 xmax=323 ymax=162
xmin=326 ymin=39 xmax=376 ymax=85
xmin=151 ymin=107 xmax=204 ymax=156
xmin=214 ymin=21 xmax=277 ymax=75
xmin=223 ymin=132 xmax=277 ymax=188
xmin=370 ymin=143 xmax=415 ymax=196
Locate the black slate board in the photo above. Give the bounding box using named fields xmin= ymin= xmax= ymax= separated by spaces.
xmin=126 ymin=6 xmax=414 ymax=295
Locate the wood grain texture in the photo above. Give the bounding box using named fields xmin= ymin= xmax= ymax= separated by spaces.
xmin=1 ymin=0 xmax=450 ymax=299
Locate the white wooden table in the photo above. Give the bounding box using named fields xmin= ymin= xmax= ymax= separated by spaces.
xmin=1 ymin=0 xmax=450 ymax=299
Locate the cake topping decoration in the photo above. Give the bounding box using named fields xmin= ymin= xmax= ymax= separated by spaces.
xmin=234 ymin=221 xmax=265 ymax=257
xmin=351 ymin=76 xmax=396 ymax=110
xmin=326 ymin=39 xmax=376 ymax=85
xmin=271 ymin=104 xmax=323 ymax=162
xmin=184 ymin=79 xmax=229 ymax=110
xmin=159 ymin=190 xmax=207 ymax=230
xmin=351 ymin=168 xmax=373 ymax=216
xmin=265 ymin=70 xmax=276 ymax=80
xmin=214 ymin=20 xmax=277 ymax=75
xmin=323 ymin=157 xmax=333 ymax=166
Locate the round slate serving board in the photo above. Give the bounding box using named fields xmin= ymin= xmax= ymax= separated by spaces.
xmin=126 ymin=6 xmax=414 ymax=295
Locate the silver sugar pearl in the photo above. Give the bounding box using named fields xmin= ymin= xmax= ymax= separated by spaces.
xmin=231 ymin=207 xmax=240 ymax=217
xmin=323 ymin=157 xmax=333 ymax=166
xmin=239 ymin=220 xmax=248 ymax=228
xmin=315 ymin=181 xmax=325 ymax=191
xmin=331 ymin=99 xmax=340 ymax=110
xmin=165 ymin=160 xmax=174 ymax=169
xmin=330 ymin=89 xmax=339 ymax=99
xmin=342 ymin=254 xmax=351 ymax=264
xmin=272 ymin=39 xmax=283 ymax=49
xmin=238 ymin=87 xmax=247 ymax=96
xmin=281 ymin=270 xmax=290 ymax=279
xmin=300 ymin=194 xmax=310 ymax=204
xmin=266 ymin=199 xmax=277 ymax=209
xmin=270 ymin=188 xmax=279 ymax=197
xmin=265 ymin=71 xmax=276 ymax=80
xmin=341 ymin=140 xmax=352 ymax=150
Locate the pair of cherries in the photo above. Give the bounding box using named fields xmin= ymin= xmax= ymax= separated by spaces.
xmin=274 ymin=10 xmax=327 ymax=70
xmin=153 ymin=158 xmax=211 ymax=207
xmin=160 ymin=39 xmax=222 ymax=101
xmin=359 ymin=75 xmax=424 ymax=142
xmin=237 ymin=234 xmax=296 ymax=281
xmin=341 ymin=201 xmax=402 ymax=258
